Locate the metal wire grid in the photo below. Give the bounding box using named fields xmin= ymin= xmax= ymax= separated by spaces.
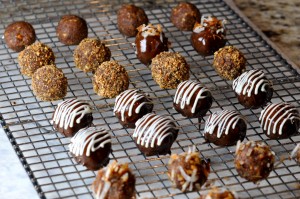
xmin=0 ymin=0 xmax=300 ymax=198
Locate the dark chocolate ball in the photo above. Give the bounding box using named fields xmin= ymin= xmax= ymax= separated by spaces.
xmin=199 ymin=187 xmax=238 ymax=199
xmin=56 ymin=15 xmax=88 ymax=45
xmin=291 ymin=144 xmax=300 ymax=164
xmin=52 ymin=98 xmax=93 ymax=137
xmin=168 ymin=149 xmax=210 ymax=192
xmin=117 ymin=4 xmax=148 ymax=37
xmin=91 ymin=161 xmax=136 ymax=199
xmin=114 ymin=89 xmax=153 ymax=128
xmin=133 ymin=113 xmax=178 ymax=156
xmin=69 ymin=127 xmax=111 ymax=171
xmin=191 ymin=16 xmax=226 ymax=56
xmin=32 ymin=65 xmax=67 ymax=101
xmin=234 ymin=140 xmax=275 ymax=183
xmin=213 ymin=46 xmax=246 ymax=80
xmin=259 ymin=102 xmax=300 ymax=139
xmin=74 ymin=38 xmax=111 ymax=73
xmin=170 ymin=2 xmax=201 ymax=31
xmin=173 ymin=80 xmax=213 ymax=118
xmin=204 ymin=110 xmax=247 ymax=146
xmin=4 ymin=21 xmax=36 ymax=52
xmin=233 ymin=69 xmax=273 ymax=109
xmin=135 ymin=24 xmax=169 ymax=65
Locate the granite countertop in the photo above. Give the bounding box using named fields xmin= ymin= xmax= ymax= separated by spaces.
xmin=0 ymin=1 xmax=299 ymax=199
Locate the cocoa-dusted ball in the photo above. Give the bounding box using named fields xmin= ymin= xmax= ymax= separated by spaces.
xmin=213 ymin=46 xmax=246 ymax=80
xmin=4 ymin=21 xmax=36 ymax=52
xmin=199 ymin=187 xmax=238 ymax=199
xmin=93 ymin=61 xmax=129 ymax=98
xmin=168 ymin=149 xmax=210 ymax=192
xmin=18 ymin=42 xmax=55 ymax=77
xmin=233 ymin=69 xmax=273 ymax=109
xmin=235 ymin=140 xmax=275 ymax=183
xmin=74 ymin=38 xmax=111 ymax=73
xmin=191 ymin=16 xmax=226 ymax=56
xmin=291 ymin=144 xmax=300 ymax=164
xmin=32 ymin=65 xmax=67 ymax=101
xmin=204 ymin=110 xmax=247 ymax=146
xmin=135 ymin=24 xmax=169 ymax=65
xmin=151 ymin=52 xmax=189 ymax=89
xmin=114 ymin=89 xmax=153 ymax=128
xmin=173 ymin=80 xmax=213 ymax=118
xmin=69 ymin=127 xmax=111 ymax=171
xmin=117 ymin=4 xmax=148 ymax=37
xmin=259 ymin=102 xmax=300 ymax=139
xmin=133 ymin=113 xmax=178 ymax=156
xmin=91 ymin=161 xmax=136 ymax=199
xmin=56 ymin=15 xmax=88 ymax=45
xmin=52 ymin=98 xmax=93 ymax=137
xmin=170 ymin=2 xmax=201 ymax=31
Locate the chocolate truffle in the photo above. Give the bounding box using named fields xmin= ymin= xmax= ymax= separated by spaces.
xmin=135 ymin=24 xmax=169 ymax=65
xmin=117 ymin=4 xmax=148 ymax=37
xmin=151 ymin=52 xmax=189 ymax=89
xmin=32 ymin=65 xmax=67 ymax=101
xmin=93 ymin=61 xmax=129 ymax=98
xmin=114 ymin=89 xmax=153 ymax=128
xmin=91 ymin=161 xmax=136 ymax=199
xmin=200 ymin=187 xmax=238 ymax=199
xmin=291 ymin=144 xmax=300 ymax=164
xmin=191 ymin=15 xmax=226 ymax=56
xmin=204 ymin=110 xmax=247 ymax=146
xmin=4 ymin=21 xmax=36 ymax=52
xmin=213 ymin=46 xmax=246 ymax=80
xmin=233 ymin=69 xmax=273 ymax=109
xmin=74 ymin=38 xmax=111 ymax=73
xmin=259 ymin=102 xmax=300 ymax=139
xmin=69 ymin=127 xmax=111 ymax=171
xmin=235 ymin=140 xmax=275 ymax=183
xmin=18 ymin=42 xmax=55 ymax=77
xmin=56 ymin=15 xmax=88 ymax=45
xmin=168 ymin=147 xmax=210 ymax=192
xmin=52 ymin=98 xmax=93 ymax=137
xmin=173 ymin=80 xmax=213 ymax=118
xmin=133 ymin=113 xmax=178 ymax=156
xmin=170 ymin=2 xmax=201 ymax=31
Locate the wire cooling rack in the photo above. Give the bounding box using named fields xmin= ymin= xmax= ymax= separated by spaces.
xmin=0 ymin=0 xmax=300 ymax=198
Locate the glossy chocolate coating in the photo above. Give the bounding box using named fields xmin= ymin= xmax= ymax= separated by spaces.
xmin=117 ymin=4 xmax=148 ymax=37
xmin=191 ymin=16 xmax=226 ymax=56
xmin=235 ymin=141 xmax=275 ymax=183
xmin=135 ymin=24 xmax=169 ymax=65
xmin=114 ymin=89 xmax=153 ymax=128
xmin=4 ymin=21 xmax=36 ymax=52
xmin=173 ymin=80 xmax=213 ymax=118
xmin=171 ymin=2 xmax=201 ymax=31
xmin=204 ymin=110 xmax=247 ymax=146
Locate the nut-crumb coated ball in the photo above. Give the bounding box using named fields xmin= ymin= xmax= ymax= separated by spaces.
xmin=171 ymin=2 xmax=201 ymax=31
xmin=4 ymin=21 xmax=36 ymax=52
xmin=200 ymin=187 xmax=238 ymax=199
xmin=18 ymin=42 xmax=55 ymax=77
xmin=74 ymin=38 xmax=111 ymax=73
xmin=168 ymin=148 xmax=210 ymax=192
xmin=291 ymin=144 xmax=300 ymax=164
xmin=56 ymin=15 xmax=88 ymax=45
xmin=213 ymin=46 xmax=246 ymax=80
xmin=117 ymin=4 xmax=148 ymax=37
xmin=234 ymin=140 xmax=275 ymax=183
xmin=32 ymin=65 xmax=67 ymax=101
xmin=151 ymin=52 xmax=190 ymax=89
xmin=93 ymin=61 xmax=129 ymax=98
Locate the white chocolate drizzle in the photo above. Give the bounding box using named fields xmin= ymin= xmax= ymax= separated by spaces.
xmin=69 ymin=127 xmax=111 ymax=157
xmin=259 ymin=102 xmax=300 ymax=136
xmin=52 ymin=98 xmax=92 ymax=129
xmin=114 ymin=89 xmax=152 ymax=122
xmin=204 ymin=110 xmax=246 ymax=138
xmin=174 ymin=80 xmax=211 ymax=114
xmin=233 ymin=70 xmax=272 ymax=97
xmin=291 ymin=144 xmax=300 ymax=159
xmin=133 ymin=113 xmax=176 ymax=148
